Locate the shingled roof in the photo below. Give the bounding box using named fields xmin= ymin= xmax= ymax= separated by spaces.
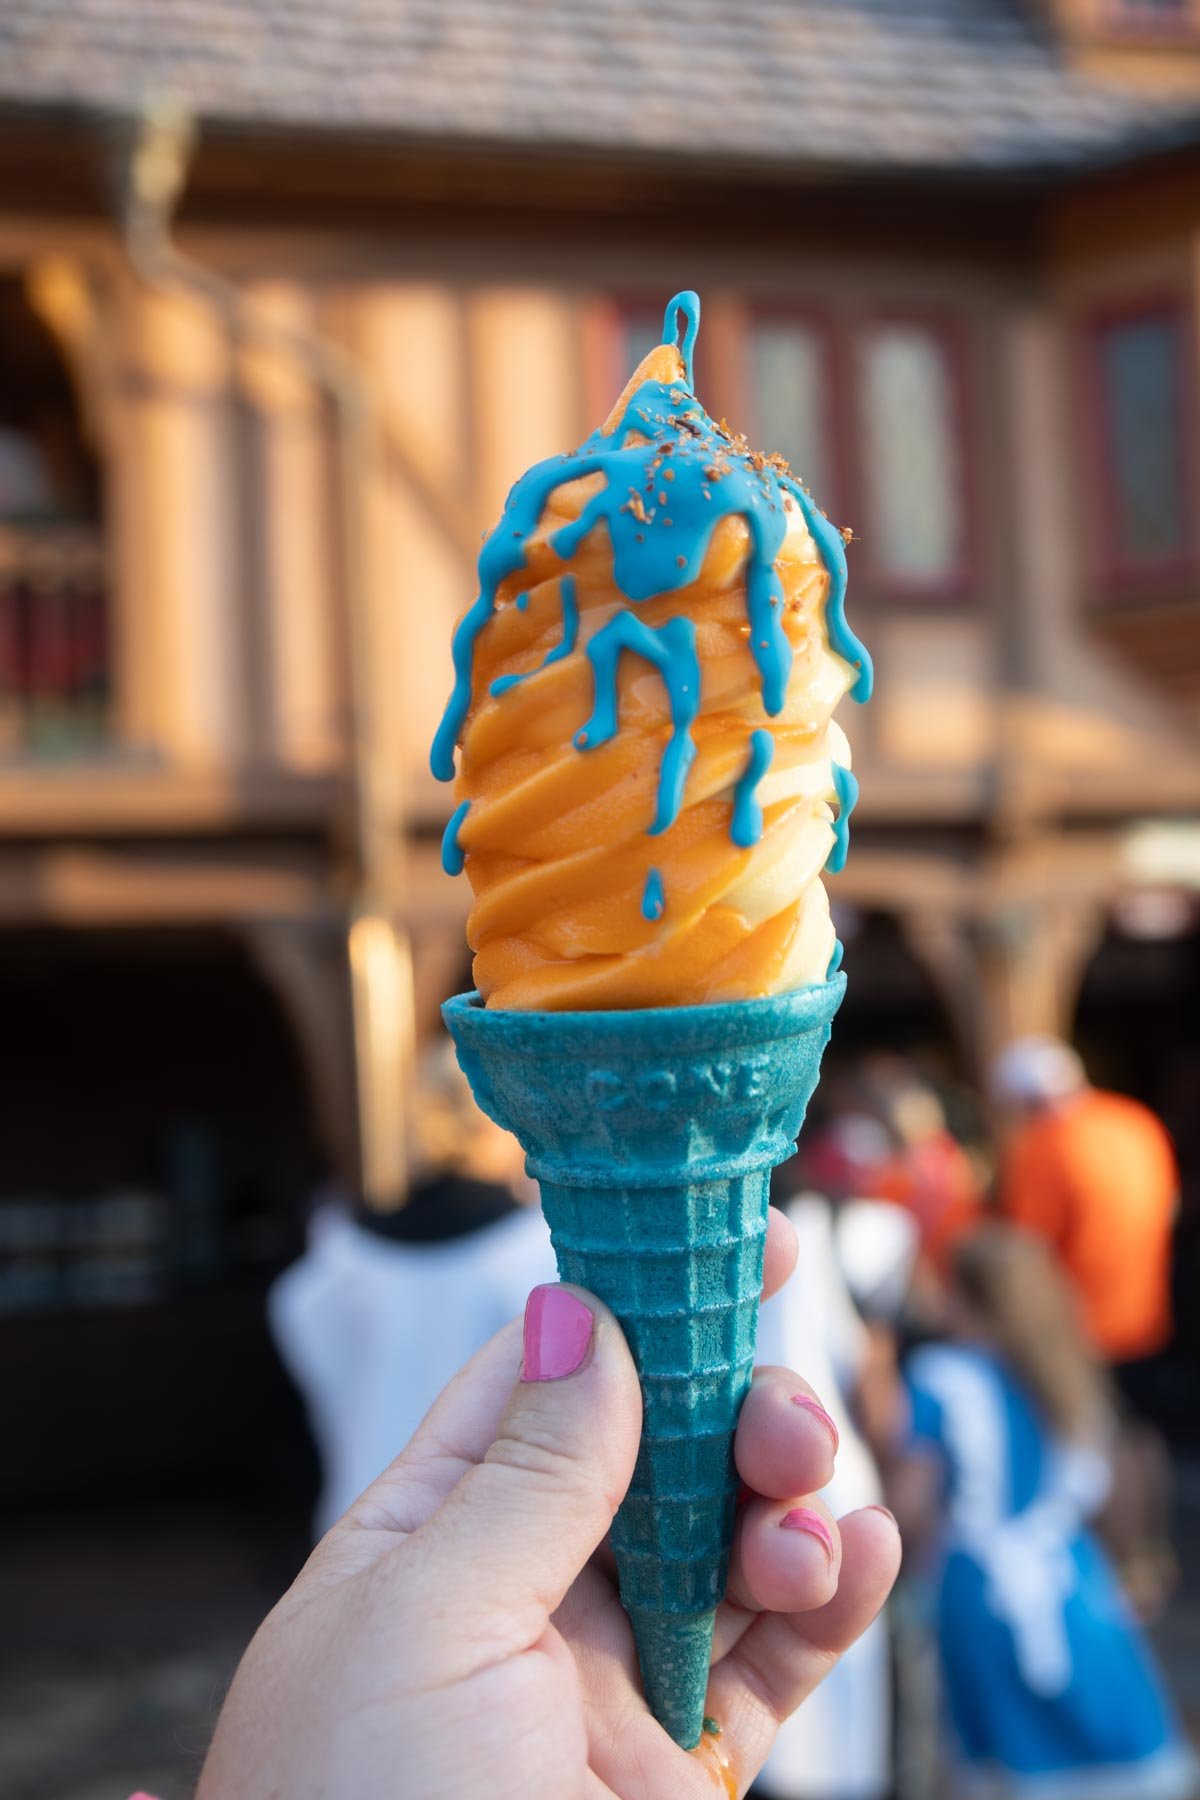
xmin=2 ymin=0 xmax=1199 ymax=177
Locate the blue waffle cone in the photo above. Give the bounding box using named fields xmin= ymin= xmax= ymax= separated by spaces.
xmin=443 ymin=977 xmax=845 ymax=1749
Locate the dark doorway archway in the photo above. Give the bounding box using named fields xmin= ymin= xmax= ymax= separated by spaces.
xmin=1073 ymin=920 xmax=1200 ymax=1420
xmin=0 ymin=926 xmax=322 ymax=1510
xmin=0 ymin=925 xmax=324 ymax=1790
xmin=829 ymin=910 xmax=966 ymax=1068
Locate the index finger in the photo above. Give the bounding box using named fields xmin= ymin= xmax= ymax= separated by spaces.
xmin=761 ymin=1205 xmax=798 ymax=1304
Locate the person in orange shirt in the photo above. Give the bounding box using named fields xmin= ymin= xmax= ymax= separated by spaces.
xmin=990 ymin=1036 xmax=1178 ymax=1367
xmin=990 ymin=1035 xmax=1180 ymax=1615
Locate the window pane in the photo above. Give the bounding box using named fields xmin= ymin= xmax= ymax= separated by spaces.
xmin=862 ymin=325 xmax=961 ymax=585
xmin=616 ymin=305 xmax=709 ymax=395
xmin=752 ymin=321 xmax=829 ymax=500
xmin=620 ymin=312 xmax=663 ymax=377
xmin=1098 ymin=313 xmax=1187 ymax=568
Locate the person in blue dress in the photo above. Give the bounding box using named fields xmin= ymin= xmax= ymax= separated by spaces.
xmin=892 ymin=1224 xmax=1196 ymax=1799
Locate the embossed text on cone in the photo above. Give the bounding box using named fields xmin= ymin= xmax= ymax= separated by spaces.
xmin=443 ymin=977 xmax=845 ymax=1749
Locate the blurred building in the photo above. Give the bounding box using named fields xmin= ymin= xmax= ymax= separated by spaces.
xmin=0 ymin=0 xmax=1199 ymax=1504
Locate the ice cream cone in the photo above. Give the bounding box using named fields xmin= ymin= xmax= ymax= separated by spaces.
xmin=443 ymin=973 xmax=845 ymax=1749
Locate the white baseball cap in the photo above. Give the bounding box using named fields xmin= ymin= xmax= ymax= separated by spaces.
xmin=989 ymin=1035 xmax=1086 ymax=1107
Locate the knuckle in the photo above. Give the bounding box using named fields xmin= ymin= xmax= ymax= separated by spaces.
xmin=484 ymin=1420 xmax=582 ymax=1493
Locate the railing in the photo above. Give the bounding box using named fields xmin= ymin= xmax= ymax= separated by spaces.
xmin=0 ymin=524 xmax=110 ymax=759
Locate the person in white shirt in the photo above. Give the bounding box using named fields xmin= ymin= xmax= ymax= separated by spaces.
xmin=754 ymin=1184 xmax=918 ymax=1800
xmin=269 ymin=1037 xmax=556 ymax=1536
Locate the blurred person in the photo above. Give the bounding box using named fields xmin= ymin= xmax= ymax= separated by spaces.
xmin=831 ymin=1186 xmax=940 ymax=1800
xmin=751 ymin=1171 xmax=917 ymax=1800
xmin=991 ymin=1034 xmax=1181 ymax=1612
xmin=860 ymin=1058 xmax=985 ymax=1277
xmin=269 ymin=1035 xmax=555 ymax=1535
xmin=798 ymin=1110 xmax=895 ymax=1206
xmin=799 ymin=1103 xmax=968 ymax=1335
xmin=801 ymin=1068 xmax=983 ymax=1283
xmin=990 ymin=1035 xmax=1177 ymax=1370
xmin=889 ymin=1226 xmax=1195 ymax=1800
xmin=834 ymin=1199 xmax=923 ymax=1333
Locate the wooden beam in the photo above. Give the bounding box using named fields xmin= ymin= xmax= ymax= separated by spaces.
xmin=0 ymin=845 xmax=329 ymax=923
xmin=0 ymin=767 xmax=342 ymax=836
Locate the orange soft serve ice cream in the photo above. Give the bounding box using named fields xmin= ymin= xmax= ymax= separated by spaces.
xmin=431 ymin=292 xmax=871 ymax=1010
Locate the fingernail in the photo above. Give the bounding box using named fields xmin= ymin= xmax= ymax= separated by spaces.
xmin=780 ymin=1506 xmax=836 ymax=1560
xmin=865 ymin=1503 xmax=899 ymax=1530
xmin=521 ymin=1285 xmax=593 ymax=1382
xmin=790 ymin=1393 xmax=840 ymax=1453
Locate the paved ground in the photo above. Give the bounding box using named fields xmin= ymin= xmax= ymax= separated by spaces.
xmin=5 ymin=1475 xmax=1200 ymax=1799
xmin=0 ymin=1502 xmax=301 ymax=1800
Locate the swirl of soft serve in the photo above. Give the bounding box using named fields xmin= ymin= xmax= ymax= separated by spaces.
xmin=431 ymin=292 xmax=871 ymax=1011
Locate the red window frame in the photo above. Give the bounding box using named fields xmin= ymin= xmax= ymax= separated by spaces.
xmin=853 ymin=309 xmax=978 ymax=604
xmin=1081 ymin=295 xmax=1198 ymax=594
xmin=740 ymin=302 xmax=850 ymax=528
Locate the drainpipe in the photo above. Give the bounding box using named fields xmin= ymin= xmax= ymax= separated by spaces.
xmin=113 ymin=101 xmax=412 ymax=1209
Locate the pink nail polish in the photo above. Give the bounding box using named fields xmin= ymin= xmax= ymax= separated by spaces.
xmin=865 ymin=1503 xmax=899 ymax=1529
xmin=522 ymin=1285 xmax=593 ymax=1382
xmin=790 ymin=1393 xmax=840 ymax=1453
xmin=780 ymin=1506 xmax=836 ymax=1560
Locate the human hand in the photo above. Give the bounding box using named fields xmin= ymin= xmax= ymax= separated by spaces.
xmin=199 ymin=1212 xmax=900 ymax=1797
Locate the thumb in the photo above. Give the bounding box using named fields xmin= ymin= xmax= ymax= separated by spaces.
xmin=398 ymin=1285 xmax=642 ymax=1677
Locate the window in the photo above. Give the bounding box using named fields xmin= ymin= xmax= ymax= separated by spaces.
xmin=1091 ymin=305 xmax=1191 ymax=579
xmin=0 ymin=272 xmax=109 ymax=758
xmin=749 ymin=318 xmax=834 ymax=505
xmin=618 ymin=307 xmax=666 ymax=376
xmin=607 ymin=298 xmax=710 ymax=397
xmin=859 ymin=321 xmax=967 ymax=591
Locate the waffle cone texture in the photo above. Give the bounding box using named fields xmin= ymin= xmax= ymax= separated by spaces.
xmin=443 ymin=974 xmax=845 ymax=1748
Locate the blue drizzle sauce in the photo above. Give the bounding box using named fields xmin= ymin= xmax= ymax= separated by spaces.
xmin=662 ymin=290 xmax=699 ymax=386
xmin=826 ymin=938 xmax=844 ymax=978
xmin=641 ymin=867 xmax=665 ymax=922
xmin=515 ymin=590 xmax=529 ymax=611
xmin=730 ymin=727 xmax=774 ymax=848
xmin=441 ymin=798 xmax=471 ymax=876
xmin=825 ymin=763 xmax=859 ymax=875
xmin=574 ymin=611 xmax=699 ymax=835
xmin=781 ymin=475 xmax=872 ymax=704
xmin=431 ymin=289 xmax=871 ymax=926
xmin=489 ymin=576 xmax=579 ymax=697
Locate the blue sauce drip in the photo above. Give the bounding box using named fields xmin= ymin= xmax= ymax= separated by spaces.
xmin=431 ymin=287 xmax=871 ymax=935
xmin=514 ymin=590 xmax=529 ymax=611
xmin=663 ymin=289 xmax=700 ymax=386
xmin=441 ymin=799 xmax=471 ymax=875
xmin=574 ymin=610 xmax=699 ymax=835
xmin=780 ymin=475 xmax=872 ymax=704
xmin=826 ymin=938 xmax=844 ymax=978
xmin=730 ymin=727 xmax=774 ymax=848
xmin=490 ymin=576 xmax=579 ymax=697
xmin=641 ymin=867 xmax=665 ymax=922
xmin=825 ymin=762 xmax=859 ymax=875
